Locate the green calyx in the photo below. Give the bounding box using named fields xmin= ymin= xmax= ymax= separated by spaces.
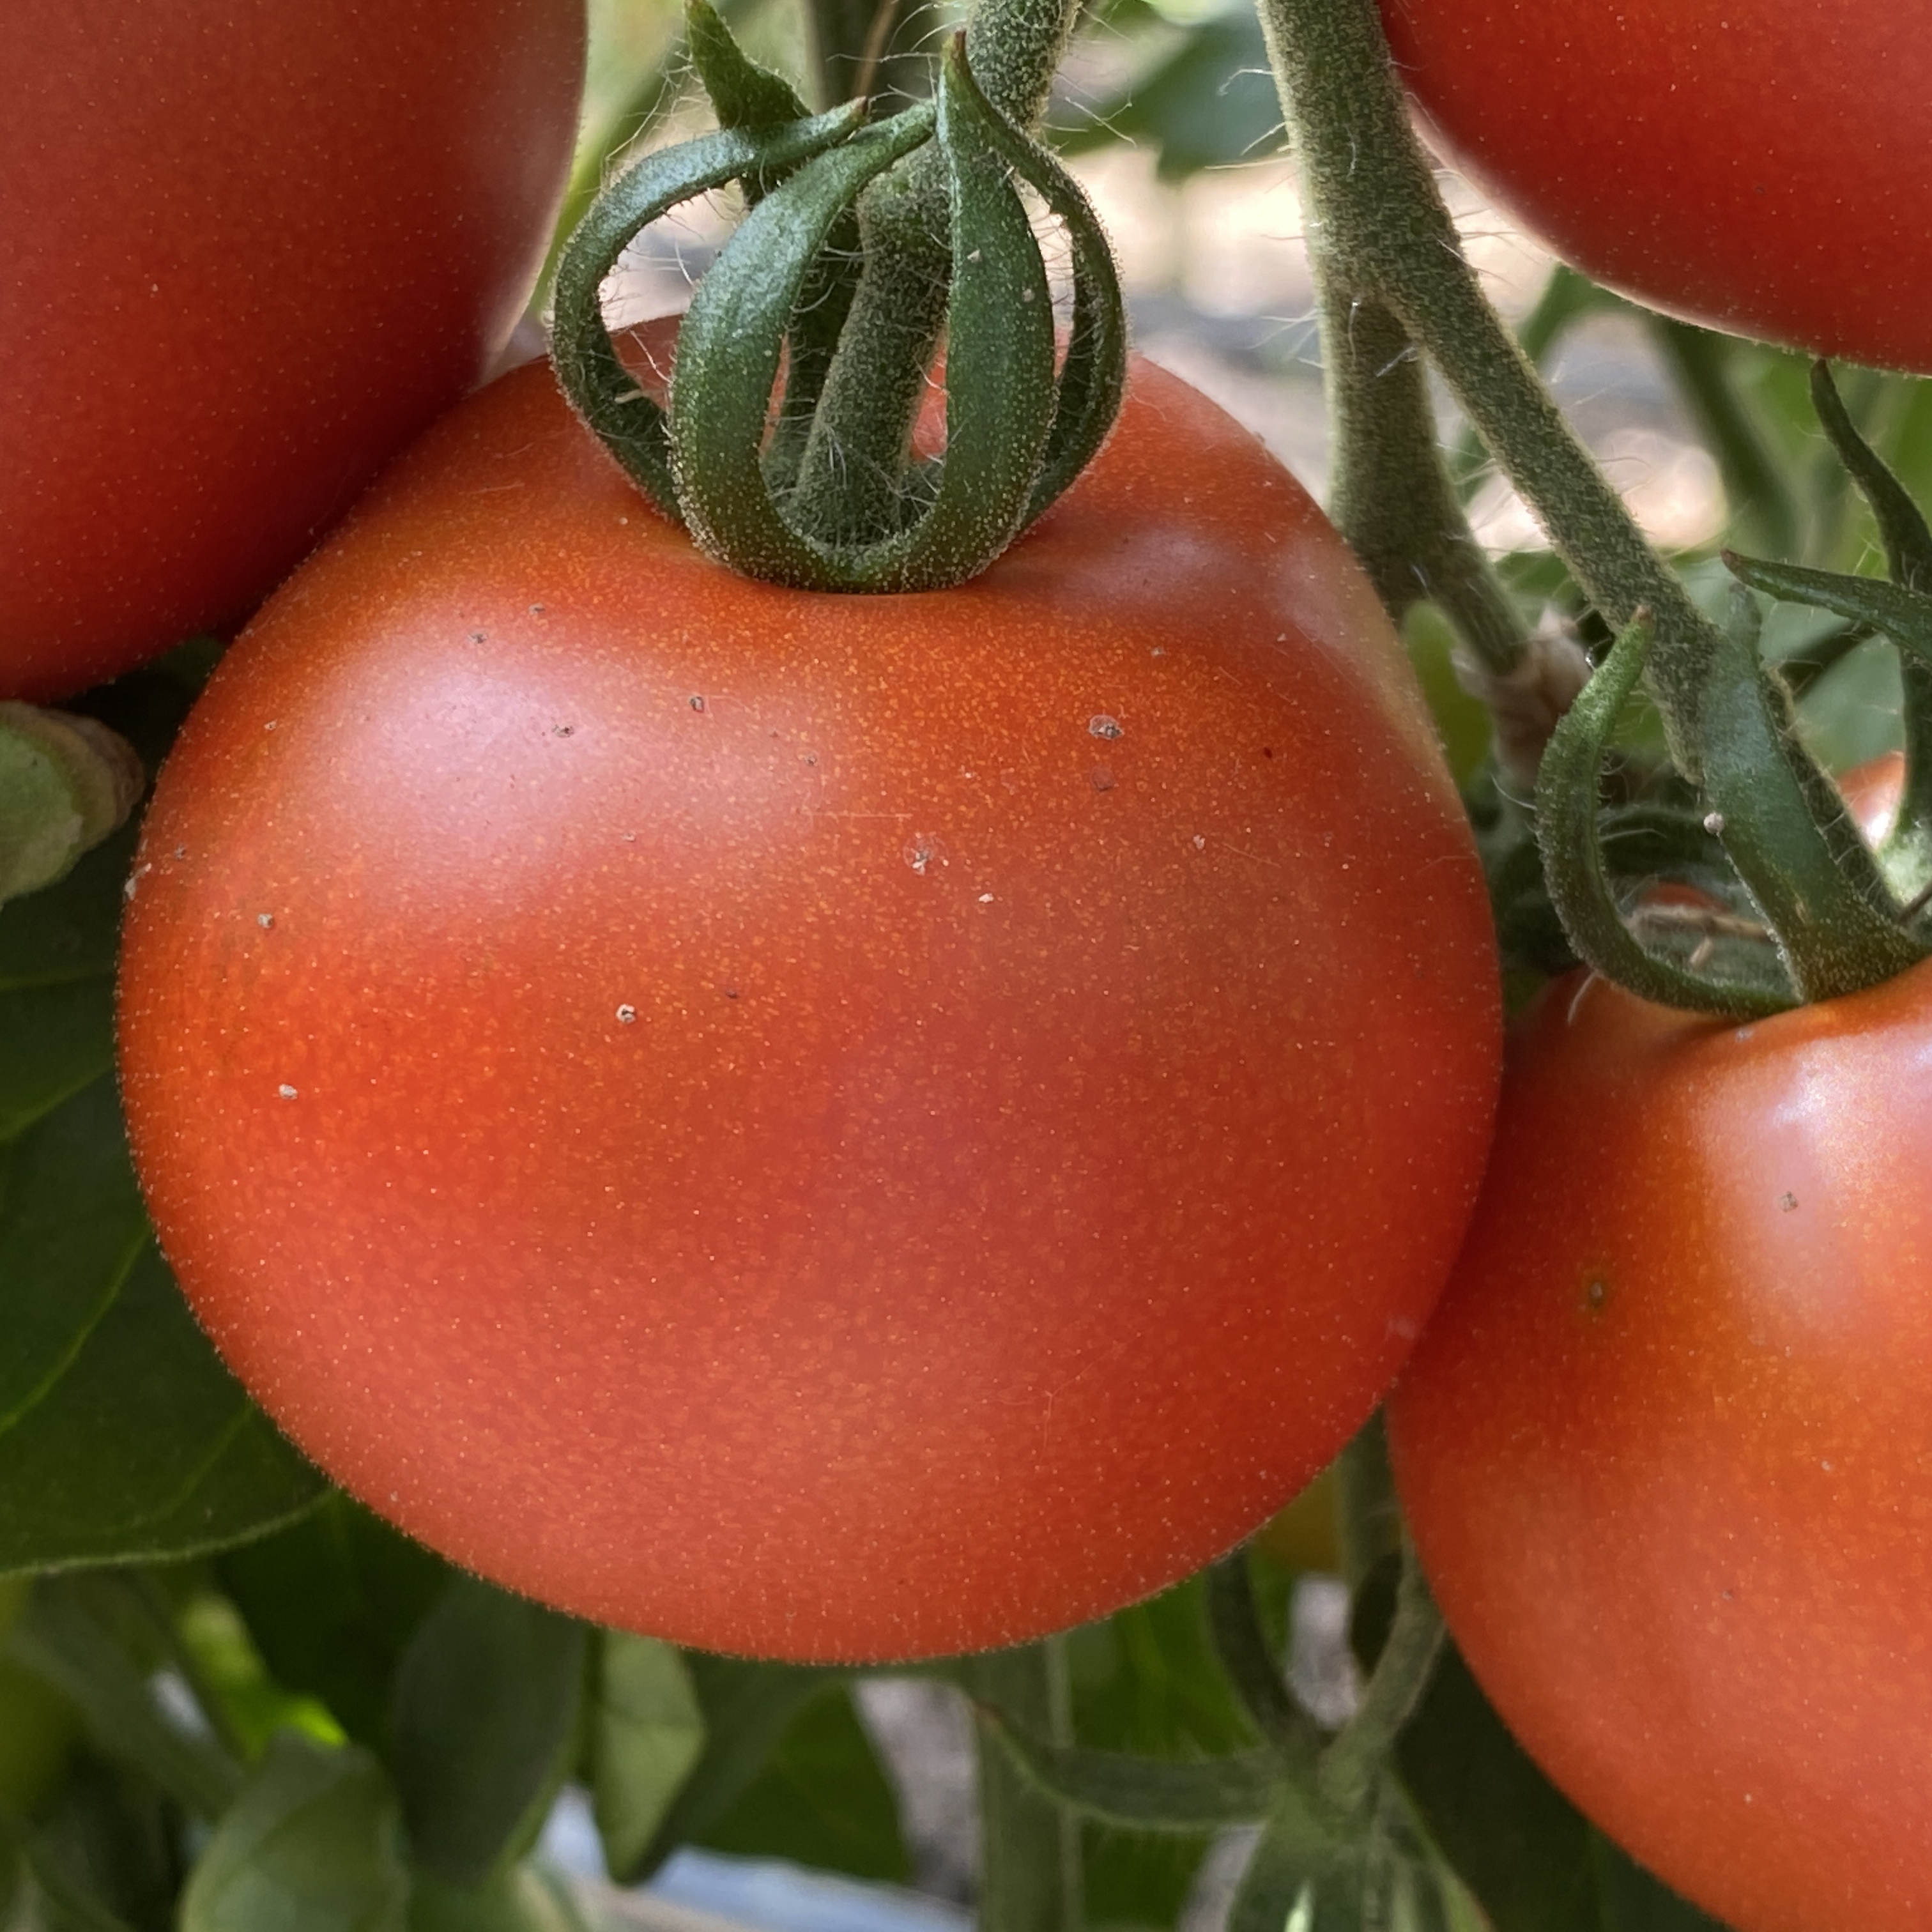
xmin=549 ymin=1 xmax=1126 ymax=594
xmin=1534 ymin=364 xmax=1932 ymax=1020
xmin=0 ymin=703 xmax=144 ymax=906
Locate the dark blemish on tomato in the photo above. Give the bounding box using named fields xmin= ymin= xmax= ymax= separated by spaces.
xmin=257 ymin=913 xmax=274 ymax=930
xmin=469 ymin=630 xmax=486 ymax=643
xmin=615 ymin=1004 xmax=638 ymax=1025
xmin=723 ymin=987 xmax=740 ymax=1000
xmin=1089 ymin=714 xmax=1123 ymax=740
xmin=1584 ymin=1277 xmax=1610 ymax=1314
xmin=689 ymin=694 xmax=707 ymax=712
xmin=1090 ymin=767 xmax=1116 ymax=793
xmin=528 ymin=603 xmax=546 ymax=615
xmin=1261 ymin=746 xmax=1275 ymax=759
xmin=1779 ymin=1192 xmax=1798 ymax=1211
xmin=552 ymin=724 xmax=574 ymax=737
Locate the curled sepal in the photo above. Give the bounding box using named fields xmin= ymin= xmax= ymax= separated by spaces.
xmin=548 ymin=103 xmax=866 ymax=521
xmin=686 ymin=0 xmax=810 ymax=147
xmin=979 ymin=1710 xmax=1285 ymax=1832
xmin=0 ymin=703 xmax=144 ymax=905
xmin=1534 ymin=615 xmax=1793 ymax=1018
xmin=1699 ymin=588 xmax=1928 ymax=1001
xmin=1724 ymin=552 xmax=1932 ymax=659
xmin=1809 ymin=363 xmax=1932 ymax=590
xmin=671 ymin=38 xmax=1077 ymax=590
xmin=956 ymin=63 xmax=1128 ymax=526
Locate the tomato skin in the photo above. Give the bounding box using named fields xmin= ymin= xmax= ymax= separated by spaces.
xmin=1390 ymin=967 xmax=1932 ymax=1932
xmin=1377 ymin=0 xmax=1932 ymax=373
xmin=1 ymin=0 xmax=584 ymax=702
xmin=118 ymin=348 xmax=1500 ymax=1662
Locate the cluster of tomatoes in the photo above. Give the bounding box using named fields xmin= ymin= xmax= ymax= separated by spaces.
xmin=14 ymin=3 xmax=1931 ymax=1929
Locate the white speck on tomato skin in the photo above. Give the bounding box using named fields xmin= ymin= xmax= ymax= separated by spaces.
xmin=277 ymin=1084 xmax=298 ymax=1100
xmin=615 ymin=1004 xmax=638 ymax=1025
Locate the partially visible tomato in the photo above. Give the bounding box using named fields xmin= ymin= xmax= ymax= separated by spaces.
xmin=1391 ymin=965 xmax=1932 ymax=1932
xmin=118 ymin=339 xmax=1501 ymax=1662
xmin=2 ymin=0 xmax=584 ymax=701
xmin=1377 ymin=0 xmax=1932 ymax=373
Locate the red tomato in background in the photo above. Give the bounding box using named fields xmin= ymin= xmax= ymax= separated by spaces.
xmin=1377 ymin=0 xmax=1932 ymax=374
xmin=1390 ymin=965 xmax=1932 ymax=1932
xmin=116 ymin=342 xmax=1501 ymax=1662
xmin=2 ymin=0 xmax=584 ymax=702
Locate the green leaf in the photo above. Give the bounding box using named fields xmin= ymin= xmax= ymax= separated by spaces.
xmin=10 ymin=1577 xmax=241 ymax=1820
xmin=408 ymin=1865 xmax=594 ymax=1932
xmin=694 ymin=1682 xmax=908 ymax=1884
xmin=610 ymin=1654 xmax=825 ymax=1882
xmin=26 ymin=1753 xmax=182 ymax=1932
xmin=388 ymin=1581 xmax=587 ymax=1889
xmin=217 ymin=1497 xmax=451 ymax=1753
xmin=1055 ymin=4 xmax=1284 ymax=181
xmin=0 ymin=1079 xmax=326 ymax=1579
xmin=1591 ymin=1832 xmax=1736 ymax=1931
xmin=179 ymin=1732 xmax=410 ymax=1932
xmin=587 ymin=1634 xmax=705 ymax=1880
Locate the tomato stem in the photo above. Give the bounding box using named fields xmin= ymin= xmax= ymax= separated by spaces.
xmin=1312 ymin=286 xmax=1529 ymax=678
xmin=964 ymin=1641 xmax=1083 ymax=1932
xmin=1257 ymin=0 xmax=1722 ymax=763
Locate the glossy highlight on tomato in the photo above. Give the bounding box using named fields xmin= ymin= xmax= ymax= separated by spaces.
xmin=1391 ymin=965 xmax=1932 ymax=1932
xmin=118 ymin=342 xmax=1501 ymax=1662
xmin=3 ymin=0 xmax=584 ymax=701
xmin=1378 ymin=0 xmax=1932 ymax=373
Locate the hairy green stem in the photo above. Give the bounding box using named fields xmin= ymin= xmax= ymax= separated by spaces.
xmin=1318 ymin=1536 xmax=1443 ymax=1819
xmin=786 ymin=0 xmax=1079 ymax=539
xmin=965 ymin=1642 xmax=1082 ymax=1932
xmin=1333 ymin=1413 xmax=1401 ymax=1593
xmin=1317 ymin=282 xmax=1528 ymax=675
xmin=1259 ymin=0 xmax=1722 ymax=765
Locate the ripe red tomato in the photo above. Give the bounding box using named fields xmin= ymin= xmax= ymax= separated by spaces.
xmin=1390 ymin=966 xmax=1932 ymax=1932
xmin=117 ymin=342 xmax=1501 ymax=1662
xmin=2 ymin=0 xmax=584 ymax=702
xmin=1377 ymin=0 xmax=1932 ymax=374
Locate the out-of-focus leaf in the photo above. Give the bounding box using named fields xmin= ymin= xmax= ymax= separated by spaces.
xmin=29 ymin=1754 xmax=181 ymax=1932
xmin=587 ymin=1634 xmax=704 ymax=1879
xmin=178 ymin=1731 xmax=408 ymax=1932
xmin=615 ymin=1655 xmax=825 ymax=1882
xmin=389 ymin=1581 xmax=586 ymax=1890
xmin=1404 ymin=606 xmax=1494 ymax=789
xmin=10 ymin=1577 xmax=239 ymax=1821
xmin=1054 ymin=3 xmax=1284 ymax=180
xmin=408 ymin=1864 xmax=594 ymax=1932
xmin=1592 ymin=1833 xmax=1736 ymax=1931
xmin=694 ymin=1682 xmax=908 ymax=1883
xmin=217 ymin=1497 xmax=450 ymax=1752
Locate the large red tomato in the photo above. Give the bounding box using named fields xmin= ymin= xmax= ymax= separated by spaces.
xmin=117 ymin=342 xmax=1501 ymax=1662
xmin=1391 ymin=965 xmax=1932 ymax=1932
xmin=1377 ymin=0 xmax=1932 ymax=374
xmin=2 ymin=0 xmax=584 ymax=702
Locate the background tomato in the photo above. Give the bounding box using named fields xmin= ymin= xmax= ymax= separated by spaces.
xmin=117 ymin=341 xmax=1500 ymax=1663
xmin=1390 ymin=966 xmax=1932 ymax=1932
xmin=2 ymin=0 xmax=584 ymax=702
xmin=1377 ymin=0 xmax=1932 ymax=374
